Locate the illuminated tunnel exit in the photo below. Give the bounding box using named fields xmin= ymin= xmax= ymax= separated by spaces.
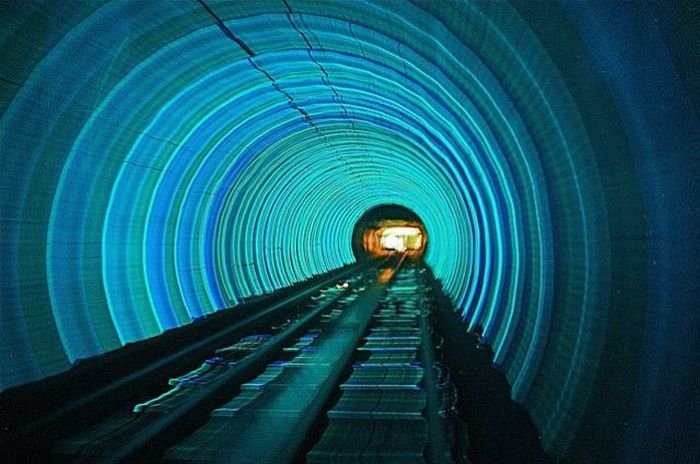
xmin=379 ymin=226 xmax=423 ymax=254
xmin=0 ymin=1 xmax=698 ymax=464
xmin=352 ymin=205 xmax=428 ymax=259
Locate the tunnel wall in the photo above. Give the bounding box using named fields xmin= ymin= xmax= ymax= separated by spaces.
xmin=551 ymin=2 xmax=700 ymax=462
xmin=0 ymin=1 xmax=698 ymax=462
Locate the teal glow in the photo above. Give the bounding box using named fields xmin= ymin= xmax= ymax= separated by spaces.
xmin=14 ymin=1 xmax=700 ymax=460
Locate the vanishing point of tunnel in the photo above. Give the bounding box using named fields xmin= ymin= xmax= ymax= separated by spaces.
xmin=0 ymin=1 xmax=698 ymax=464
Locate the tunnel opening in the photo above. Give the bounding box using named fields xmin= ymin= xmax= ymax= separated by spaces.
xmin=352 ymin=204 xmax=427 ymax=260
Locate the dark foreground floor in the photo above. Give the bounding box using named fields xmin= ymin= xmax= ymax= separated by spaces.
xmin=1 ymin=264 xmax=554 ymax=463
xmin=430 ymin=277 xmax=553 ymax=464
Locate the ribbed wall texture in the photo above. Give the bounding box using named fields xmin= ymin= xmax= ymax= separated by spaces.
xmin=1 ymin=1 xmax=697 ymax=462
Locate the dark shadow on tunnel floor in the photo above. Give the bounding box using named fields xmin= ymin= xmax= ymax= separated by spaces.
xmin=430 ymin=276 xmax=554 ymax=464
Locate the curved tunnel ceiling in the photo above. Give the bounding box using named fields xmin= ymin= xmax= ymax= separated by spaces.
xmin=1 ymin=1 xmax=698 ymax=462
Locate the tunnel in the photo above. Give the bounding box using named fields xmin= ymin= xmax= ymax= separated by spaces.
xmin=0 ymin=1 xmax=698 ymax=463
xmin=351 ymin=204 xmax=428 ymax=259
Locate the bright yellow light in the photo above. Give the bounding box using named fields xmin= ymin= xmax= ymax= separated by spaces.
xmin=382 ymin=234 xmax=405 ymax=251
xmin=380 ymin=226 xmax=423 ymax=251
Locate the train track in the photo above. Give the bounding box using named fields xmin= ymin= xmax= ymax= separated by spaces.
xmin=5 ymin=259 xmax=468 ymax=463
